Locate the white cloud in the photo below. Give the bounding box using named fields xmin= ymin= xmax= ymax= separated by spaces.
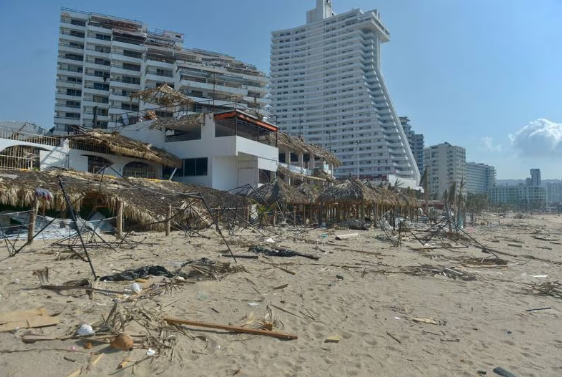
xmin=481 ymin=136 xmax=502 ymax=152
xmin=510 ymin=119 xmax=562 ymax=157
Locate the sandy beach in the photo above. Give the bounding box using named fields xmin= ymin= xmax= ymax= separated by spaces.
xmin=0 ymin=213 xmax=561 ymax=377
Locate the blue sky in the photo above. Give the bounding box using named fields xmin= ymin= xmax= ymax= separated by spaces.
xmin=0 ymin=0 xmax=561 ymax=179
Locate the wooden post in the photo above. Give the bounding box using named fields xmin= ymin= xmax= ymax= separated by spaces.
xmin=116 ymin=200 xmax=123 ymax=239
xmin=165 ymin=204 xmax=172 ymax=236
xmin=27 ymin=197 xmax=40 ymax=244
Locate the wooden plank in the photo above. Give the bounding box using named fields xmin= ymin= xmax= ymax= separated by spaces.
xmin=335 ymin=233 xmax=359 ymax=240
xmin=0 ymin=308 xmax=59 ymax=332
xmin=164 ymin=317 xmax=298 ymax=340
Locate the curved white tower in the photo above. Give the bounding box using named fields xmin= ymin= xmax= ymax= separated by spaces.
xmin=270 ymin=1 xmax=420 ymax=183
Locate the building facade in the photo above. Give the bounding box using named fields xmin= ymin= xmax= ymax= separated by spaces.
xmin=489 ymin=185 xmax=546 ymax=209
xmin=546 ymin=181 xmax=562 ymax=203
xmin=466 ymin=162 xmax=496 ymax=194
xmin=423 ymin=142 xmax=466 ymax=198
xmin=399 ymin=117 xmax=424 ymax=174
xmin=530 ymin=169 xmax=541 ymax=186
xmin=55 ymin=9 xmax=268 ymax=134
xmin=269 ymin=0 xmax=419 ymax=183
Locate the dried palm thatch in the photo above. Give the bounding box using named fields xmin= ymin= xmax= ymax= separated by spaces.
xmin=317 ymin=178 xmax=376 ymax=204
xmin=248 ymin=178 xmax=308 ymax=206
xmin=0 ymin=169 xmax=247 ymax=230
xmin=264 ymin=133 xmax=341 ymax=167
xmin=150 ymin=113 xmax=204 ymax=131
xmin=129 ymin=84 xmax=194 ymax=107
xmin=59 ymin=130 xmax=182 ymax=168
xmin=296 ymin=182 xmax=320 ymax=204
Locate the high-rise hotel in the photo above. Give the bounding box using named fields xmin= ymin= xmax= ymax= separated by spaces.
xmin=270 ymin=0 xmax=419 ymax=182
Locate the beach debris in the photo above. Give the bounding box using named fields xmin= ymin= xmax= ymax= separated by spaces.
xmin=146 ymin=348 xmax=156 ymax=356
xmin=507 ymin=243 xmax=523 ymax=248
xmin=493 ymin=367 xmax=518 ymax=377
xmin=273 ymin=283 xmax=289 ymax=290
xmin=411 ymin=318 xmax=439 ymax=325
xmin=324 ymin=335 xmax=340 ymax=343
xmin=129 ymin=283 xmax=142 ymax=294
xmin=336 ymin=275 xmax=344 ymax=280
xmin=249 ymin=245 xmax=319 ymax=260
xmin=0 ymin=308 xmax=59 ymax=332
xmin=386 ymin=331 xmax=401 ymax=344
xmin=221 ymin=254 xmax=259 ymax=259
xmin=529 ymin=281 xmax=562 ymax=299
xmin=164 ymin=317 xmax=298 ymax=340
xmin=100 ymin=265 xmax=176 ymax=281
xmin=76 ymin=324 xmax=95 ymax=336
xmin=264 ymin=237 xmax=276 ymax=243
xmin=248 ymin=302 xmax=260 ymax=307
xmin=33 ymin=267 xmax=49 ymax=285
xmin=526 ymin=307 xmax=551 ymax=312
xmin=110 ymin=333 xmax=134 ymax=351
xmin=335 ymin=233 xmax=358 ymax=240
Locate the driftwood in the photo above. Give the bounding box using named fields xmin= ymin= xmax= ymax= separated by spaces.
xmin=164 ymin=317 xmax=298 ymax=340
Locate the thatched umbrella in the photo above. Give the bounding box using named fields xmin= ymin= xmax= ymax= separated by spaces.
xmin=129 ymin=84 xmax=194 ymax=107
xmin=317 ymin=178 xmax=376 ymax=221
xmin=264 ymin=132 xmax=342 ymax=168
xmin=0 ymin=169 xmax=247 ymax=231
xmin=247 ymin=179 xmax=309 ymax=225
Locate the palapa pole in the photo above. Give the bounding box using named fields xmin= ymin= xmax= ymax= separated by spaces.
xmin=27 ymin=197 xmax=40 ymax=244
xmin=57 ymin=176 xmax=98 ymax=280
xmin=116 ymin=200 xmax=123 ymax=239
xmin=165 ymin=204 xmax=172 ymax=236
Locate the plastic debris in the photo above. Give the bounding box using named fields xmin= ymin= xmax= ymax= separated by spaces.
xmin=76 ymin=324 xmax=94 ymax=336
xmin=248 ymin=302 xmax=260 ymax=307
xmin=129 ymin=283 xmax=142 ymax=294
xmin=146 ymin=348 xmax=156 ymax=356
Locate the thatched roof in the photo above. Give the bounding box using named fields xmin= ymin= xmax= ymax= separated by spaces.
xmin=0 ymin=169 xmax=247 ymax=230
xmin=264 ymin=133 xmax=341 ymax=167
xmin=150 ymin=113 xmax=204 ymax=131
xmin=317 ymin=178 xmax=376 ymax=204
xmin=296 ymin=182 xmax=320 ymax=204
xmin=248 ymin=179 xmax=308 ymax=206
xmin=59 ymin=130 xmax=182 ymax=168
xmin=129 ymin=84 xmax=194 ymax=107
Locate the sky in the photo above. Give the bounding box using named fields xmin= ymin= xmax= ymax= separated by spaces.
xmin=0 ymin=0 xmax=561 ymax=179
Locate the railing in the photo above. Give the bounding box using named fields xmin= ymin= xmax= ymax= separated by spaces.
xmin=0 ymin=127 xmax=60 ymax=147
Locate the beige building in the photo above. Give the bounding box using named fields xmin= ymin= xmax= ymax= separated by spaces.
xmin=424 ymin=142 xmax=466 ymax=198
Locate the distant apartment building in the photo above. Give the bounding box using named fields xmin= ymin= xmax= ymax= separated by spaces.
xmin=55 ymin=8 xmax=268 ymax=134
xmin=466 ymin=162 xmax=496 ymax=194
xmin=530 ymin=168 xmax=541 ymax=186
xmin=423 ymin=142 xmax=466 ymax=198
xmin=489 ymin=185 xmax=546 ymax=209
xmin=269 ymin=0 xmax=419 ymax=183
xmin=546 ymin=181 xmax=562 ymax=203
xmin=399 ymin=117 xmax=424 ymax=174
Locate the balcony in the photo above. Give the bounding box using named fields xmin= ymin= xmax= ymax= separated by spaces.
xmin=110 ymin=65 xmax=141 ymax=76
xmin=58 ymin=44 xmax=84 ymax=54
xmin=59 ymin=34 xmax=86 ymax=43
xmin=84 ymin=60 xmax=111 ymax=70
xmin=55 ymin=80 xmax=82 ymax=89
xmin=83 ymin=87 xmax=110 ymax=96
xmin=110 ymin=53 xmax=142 ymax=64
xmin=84 ymin=49 xmax=110 ymax=59
xmin=110 ymin=80 xmax=141 ymax=90
xmin=55 ymin=104 xmax=82 ymax=113
xmin=112 ymin=40 xmax=146 ymax=51
xmin=85 ymin=36 xmax=112 ymax=46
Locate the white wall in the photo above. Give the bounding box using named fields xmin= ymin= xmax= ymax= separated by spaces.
xmin=212 ymin=156 xmax=239 ymax=191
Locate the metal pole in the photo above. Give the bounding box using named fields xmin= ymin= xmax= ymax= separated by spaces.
xmin=57 ymin=176 xmax=98 ymax=280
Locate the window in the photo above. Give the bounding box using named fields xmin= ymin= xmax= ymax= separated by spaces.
xmin=93 ymin=70 xmax=109 ymax=78
xmin=66 ymin=77 xmax=82 ymax=83
xmin=122 ymin=76 xmax=140 ymax=85
xmin=123 ymin=50 xmax=143 ymax=58
xmin=66 ymin=89 xmax=81 ymax=96
xmin=70 ymin=31 xmax=85 ymax=38
xmin=95 ymin=34 xmax=111 ymax=41
xmin=123 ymin=63 xmax=141 ymax=71
xmin=92 ymin=95 xmax=108 ymax=103
xmin=121 ymin=103 xmax=139 ymax=111
xmin=183 ymin=158 xmax=208 ymax=176
xmin=156 ymin=68 xmax=173 ymax=77
xmin=93 ymin=83 xmax=109 ymax=91
xmin=65 ymin=100 xmax=81 ymax=108
xmin=94 ymin=58 xmax=110 ymax=66
xmin=94 ymin=45 xmax=110 ymax=53
xmin=65 ymin=112 xmax=80 ymax=119
xmin=70 ymin=19 xmax=86 ymax=26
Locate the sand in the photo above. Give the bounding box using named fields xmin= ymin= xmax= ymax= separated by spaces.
xmin=0 ymin=213 xmax=561 ymax=377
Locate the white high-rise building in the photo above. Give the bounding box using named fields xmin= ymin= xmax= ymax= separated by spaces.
xmin=55 ymin=8 xmax=268 ymax=134
xmin=424 ymin=142 xmax=466 ymax=198
xmin=269 ymin=0 xmax=419 ymax=183
xmin=466 ymin=162 xmax=496 ymax=194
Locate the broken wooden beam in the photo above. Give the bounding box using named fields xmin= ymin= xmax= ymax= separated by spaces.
xmin=164 ymin=317 xmax=298 ymax=340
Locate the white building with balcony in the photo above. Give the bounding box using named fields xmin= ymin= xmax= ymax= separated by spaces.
xmin=269 ymin=0 xmax=419 ymax=183
xmin=55 ymin=8 xmax=268 ymax=134
xmin=424 ymin=142 xmax=466 ymax=198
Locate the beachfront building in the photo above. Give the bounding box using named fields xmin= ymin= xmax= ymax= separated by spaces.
xmin=0 ymin=123 xmax=180 ymax=178
xmin=546 ymin=181 xmax=562 ymax=203
xmin=423 ymin=142 xmax=466 ymax=198
xmin=489 ymin=185 xmax=546 ymax=210
xmin=269 ymin=0 xmax=419 ymax=184
xmin=55 ymin=8 xmax=268 ymax=134
xmin=466 ymin=162 xmax=496 ymax=194
xmin=399 ymin=117 xmax=424 ymax=174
